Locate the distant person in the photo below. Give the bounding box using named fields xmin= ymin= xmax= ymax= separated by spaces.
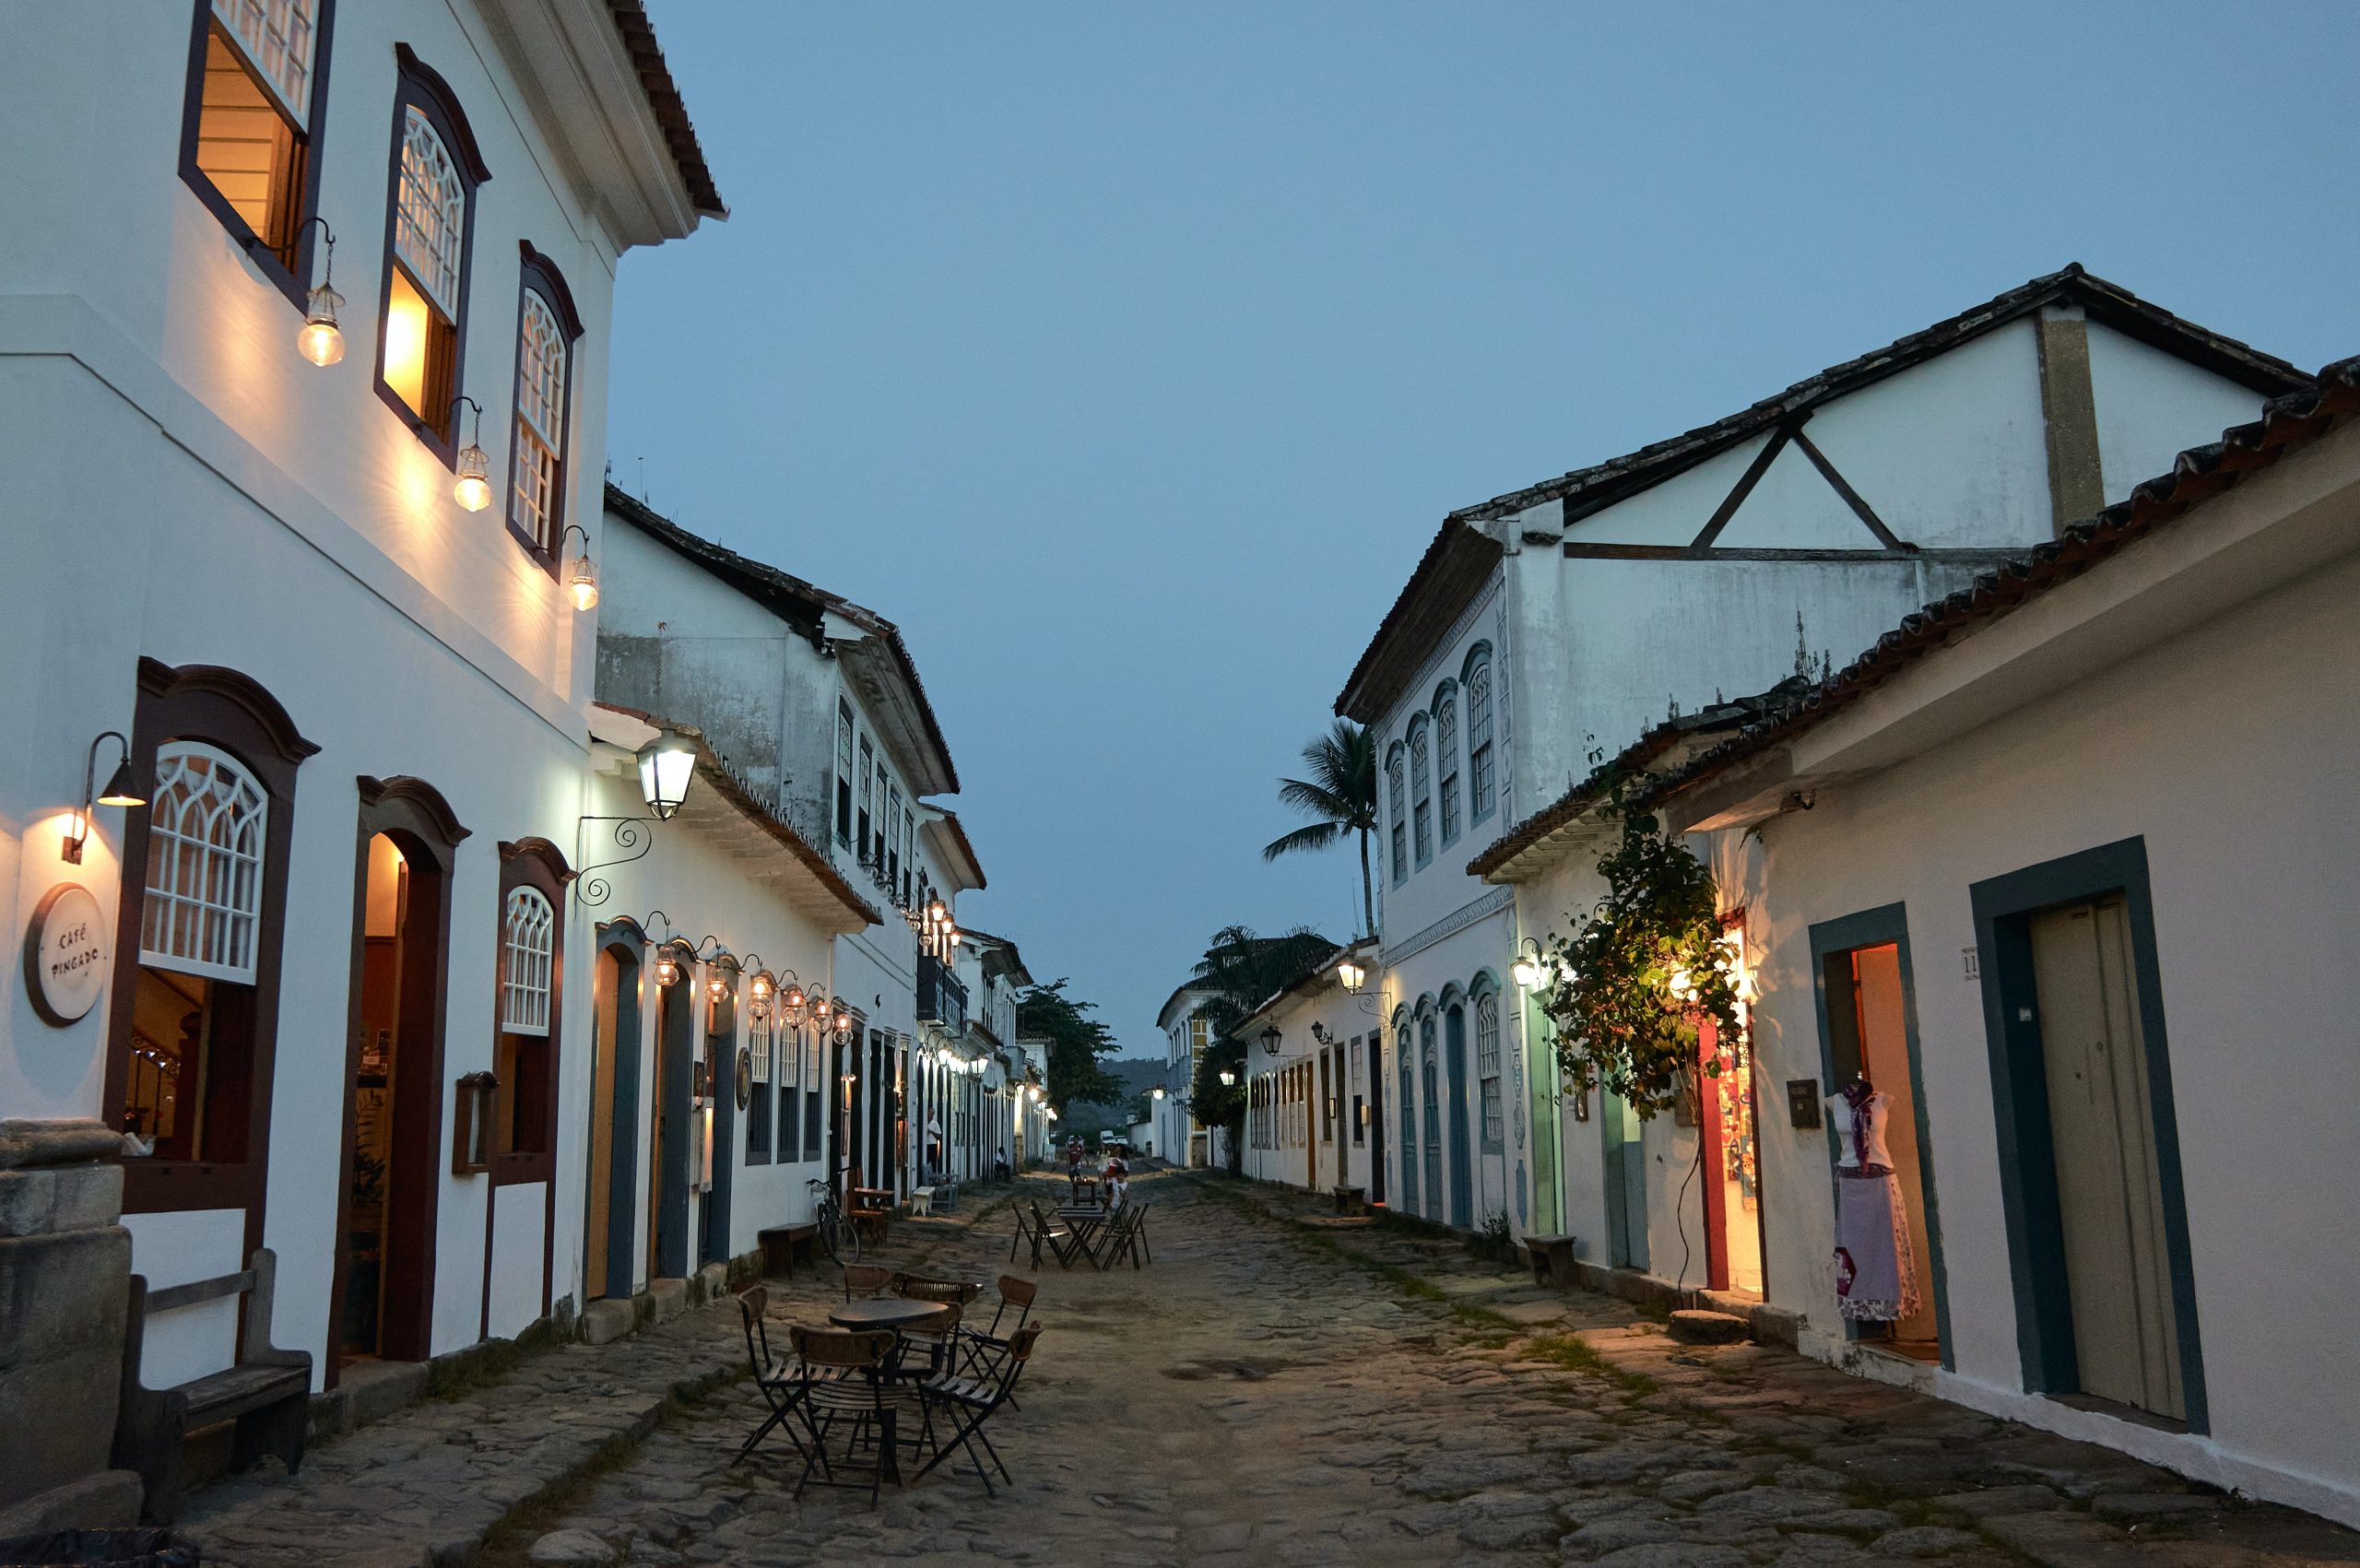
xmin=1066 ymin=1138 xmax=1086 ymax=1198
xmin=1103 ymin=1147 xmax=1130 ymax=1209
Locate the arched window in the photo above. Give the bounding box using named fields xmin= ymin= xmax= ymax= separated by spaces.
xmin=508 ymin=248 xmax=584 ymax=561
xmin=1386 ymin=744 xmax=1408 ymax=886
xmin=498 ymin=888 xmax=554 ymax=1034
xmin=1409 ymin=716 xmax=1434 ymax=868
xmin=179 ymin=0 xmax=335 ymax=297
xmin=377 ymin=49 xmax=489 ymax=453
xmin=494 ymin=838 xmax=569 ymax=1172
xmin=112 ymin=660 xmax=316 ymax=1204
xmin=142 ymin=741 xmax=269 ymax=982
xmin=1434 ymin=680 xmax=1460 ymax=848
xmin=1474 ymin=981 xmax=1504 ymax=1150
xmin=1464 ymin=643 xmax=1495 ymax=824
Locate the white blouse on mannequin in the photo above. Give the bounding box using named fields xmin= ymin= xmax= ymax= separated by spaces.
xmin=1835 ymin=1090 xmax=1896 ymax=1172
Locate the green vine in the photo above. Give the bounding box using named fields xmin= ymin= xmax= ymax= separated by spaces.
xmin=1535 ymin=785 xmax=1743 ymax=1120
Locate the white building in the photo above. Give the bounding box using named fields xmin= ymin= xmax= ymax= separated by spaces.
xmin=958 ymin=926 xmax=1032 ymax=1182
xmin=1611 ymin=362 xmax=2358 ymax=1527
xmin=1339 ymin=267 xmax=2311 ymax=1245
xmin=1237 ymin=943 xmax=1382 ymax=1197
xmin=596 ymin=487 xmax=985 ymax=1208
xmin=1151 ymin=982 xmax=1220 ymax=1166
xmin=0 ymin=0 xmax=721 ymax=1518
xmin=574 ymin=706 xmax=875 ymax=1318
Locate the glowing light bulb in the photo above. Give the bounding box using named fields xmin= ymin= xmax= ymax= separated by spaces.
xmin=454 ymin=442 xmax=492 ymax=511
xmin=297 ymin=284 xmax=345 ymax=366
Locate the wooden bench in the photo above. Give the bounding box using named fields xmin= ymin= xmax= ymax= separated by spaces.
xmin=115 ymin=1247 xmax=312 ymax=1522
xmin=1331 ymin=1185 xmax=1367 ymax=1216
xmin=758 ymin=1222 xmax=819 ymax=1279
xmin=1523 ymin=1232 xmax=1577 ymax=1289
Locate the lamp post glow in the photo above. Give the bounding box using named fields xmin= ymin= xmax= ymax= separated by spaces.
xmin=637 ymin=737 xmax=697 ymax=820
xmin=1337 ymin=958 xmax=1366 ymax=992
xmin=450 ymin=396 xmax=491 ymax=512
xmin=1511 ymin=937 xmax=1546 ymax=990
xmin=1218 ymin=1069 xmax=1235 ymax=1088
xmin=294 ymin=219 xmax=344 ymax=366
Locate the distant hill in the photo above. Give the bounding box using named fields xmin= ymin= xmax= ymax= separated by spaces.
xmin=1059 ymin=1057 xmax=1164 ymax=1135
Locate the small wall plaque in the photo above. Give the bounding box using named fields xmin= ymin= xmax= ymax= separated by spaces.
xmin=1787 ymin=1078 xmax=1823 ymax=1130
xmin=25 ymin=882 xmax=110 ymax=1027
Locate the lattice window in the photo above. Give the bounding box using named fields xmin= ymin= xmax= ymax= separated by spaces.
xmin=510 ymin=288 xmax=568 ymax=549
xmin=1476 ymin=989 xmax=1504 ymax=1149
xmin=1386 ymin=746 xmax=1407 ymax=884
xmin=750 ymin=1020 xmax=773 ymax=1085
xmin=141 ymin=742 xmax=267 ymax=984
xmin=499 ymin=887 xmax=554 ymax=1035
xmin=1435 ymin=682 xmax=1460 ymax=846
xmin=395 ymin=107 xmax=466 ymax=312
xmin=1467 ymin=652 xmax=1495 ymax=822
xmin=1410 ymin=719 xmax=1433 ymax=867
xmin=212 ymin=0 xmax=315 ymax=119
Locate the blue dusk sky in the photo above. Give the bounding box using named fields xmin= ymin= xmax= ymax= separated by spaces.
xmin=607 ymin=3 xmax=2360 ymax=1060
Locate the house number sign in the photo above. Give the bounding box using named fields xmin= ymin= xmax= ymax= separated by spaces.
xmin=25 ymin=882 xmax=110 ymax=1026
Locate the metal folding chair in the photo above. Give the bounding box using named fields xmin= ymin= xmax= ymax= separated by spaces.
xmin=785 ymin=1326 xmax=900 ymax=1505
xmin=730 ymin=1286 xmax=810 ymax=1464
xmin=917 ymin=1325 xmax=1043 ymax=1497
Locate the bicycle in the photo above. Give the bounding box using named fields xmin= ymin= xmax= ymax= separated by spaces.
xmin=808 ymin=1175 xmax=861 ymax=1264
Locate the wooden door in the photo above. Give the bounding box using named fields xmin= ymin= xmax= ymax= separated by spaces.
xmin=2030 ymin=899 xmax=2183 ymax=1420
xmin=584 ymin=949 xmax=617 ymax=1299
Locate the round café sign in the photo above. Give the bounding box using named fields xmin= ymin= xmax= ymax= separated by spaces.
xmin=25 ymin=883 xmax=110 ymax=1026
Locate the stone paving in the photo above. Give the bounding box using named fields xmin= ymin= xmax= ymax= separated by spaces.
xmin=183 ymin=1167 xmax=2360 ymax=1567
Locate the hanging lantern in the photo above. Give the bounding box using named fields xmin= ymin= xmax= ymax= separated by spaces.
xmin=653 ymin=950 xmax=680 ymax=988
xmin=637 ymin=737 xmax=697 ymax=819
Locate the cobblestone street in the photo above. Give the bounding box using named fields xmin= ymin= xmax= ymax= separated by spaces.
xmin=175 ymin=1165 xmax=2360 ymax=1568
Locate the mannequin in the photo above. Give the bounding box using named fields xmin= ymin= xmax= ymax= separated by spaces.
xmin=1831 ymin=1072 xmax=1921 ymax=1323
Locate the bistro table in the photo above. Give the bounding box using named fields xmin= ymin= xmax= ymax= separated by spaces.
xmin=1054 ymin=1206 xmax=1111 ymax=1266
xmin=828 ymin=1298 xmax=949 ymax=1334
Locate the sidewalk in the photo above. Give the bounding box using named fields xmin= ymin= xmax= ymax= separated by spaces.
xmin=174 ymin=1189 xmax=1014 ymax=1568
xmin=1201 ymin=1171 xmax=2360 ymax=1568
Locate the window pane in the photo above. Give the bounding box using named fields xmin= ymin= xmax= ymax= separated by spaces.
xmin=212 ymin=0 xmax=315 ymax=121
xmin=384 ymin=266 xmax=435 ymax=420
xmin=143 ymin=742 xmax=267 ymax=984
xmin=395 ymin=107 xmax=466 ymax=314
xmin=499 ymin=888 xmax=554 ymax=1035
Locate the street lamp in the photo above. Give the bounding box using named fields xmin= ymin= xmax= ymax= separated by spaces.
xmin=1337 ymin=957 xmax=1366 ymax=993
xmin=637 ymin=737 xmax=697 ymax=820
xmin=1510 ymin=937 xmax=1546 ymax=990
xmin=1218 ymin=1069 xmax=1235 ymax=1088
xmin=1259 ymin=1024 xmax=1281 ymax=1056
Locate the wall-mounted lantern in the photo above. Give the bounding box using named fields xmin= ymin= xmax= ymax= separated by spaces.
xmin=1218 ymin=1069 xmax=1236 ymax=1088
xmin=638 ymin=737 xmax=696 ymax=820
xmin=451 ymin=396 xmax=492 ymax=512
xmin=295 ymin=218 xmax=344 ymax=366
xmin=557 ymin=524 xmax=600 ymax=611
xmin=63 ymin=730 xmax=146 ymax=865
xmin=1510 ymin=937 xmax=1546 ymax=991
xmin=1259 ymin=1024 xmax=1282 ymax=1056
xmin=1337 ymin=958 xmax=1366 ymax=993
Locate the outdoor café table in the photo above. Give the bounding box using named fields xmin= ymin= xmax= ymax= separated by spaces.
xmin=1054 ymin=1206 xmax=1110 ymax=1265
xmin=828 ymin=1296 xmax=955 ymax=1388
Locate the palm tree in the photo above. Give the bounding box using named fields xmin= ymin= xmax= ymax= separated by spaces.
xmin=1262 ymin=719 xmax=1378 ymax=938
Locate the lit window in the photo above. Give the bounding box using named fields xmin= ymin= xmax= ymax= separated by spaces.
xmin=377 ymin=55 xmax=486 ymax=450
xmin=508 ymin=256 xmax=580 ymax=560
xmin=182 ymin=0 xmax=326 ymax=282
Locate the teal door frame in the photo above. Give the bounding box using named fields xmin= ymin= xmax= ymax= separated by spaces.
xmin=1969 ymin=837 xmax=2207 ymax=1432
xmin=1394 ymin=1018 xmax=1419 ymax=1214
xmin=1419 ymin=1012 xmax=1443 ymax=1220
xmin=593 ymin=925 xmax=643 ymax=1302
xmin=1807 ymin=902 xmax=1953 ymax=1366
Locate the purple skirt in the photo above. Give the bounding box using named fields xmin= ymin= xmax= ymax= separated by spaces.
xmin=1834 ymin=1169 xmax=1921 ymax=1323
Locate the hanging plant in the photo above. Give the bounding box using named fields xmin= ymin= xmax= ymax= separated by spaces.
xmin=1535 ymin=787 xmax=1743 ymax=1120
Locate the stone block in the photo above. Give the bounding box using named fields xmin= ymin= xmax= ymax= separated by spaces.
xmin=645 ymin=1279 xmax=686 ymax=1324
xmin=0 ymin=1341 xmax=126 ymax=1505
xmin=0 ymin=1468 xmax=144 ymax=1537
xmin=0 ymin=1120 xmax=123 ymax=1172
xmin=690 ymin=1263 xmax=727 ymax=1307
xmin=1667 ymin=1309 xmax=1749 ymax=1345
xmin=528 ymin=1528 xmax=620 ymax=1564
xmin=0 ymin=1224 xmax=130 ymax=1367
xmin=2092 ymin=1491 xmax=2217 ymax=1524
xmin=0 ymin=1164 xmax=123 ymax=1238
xmin=580 ymin=1298 xmax=636 ymax=1347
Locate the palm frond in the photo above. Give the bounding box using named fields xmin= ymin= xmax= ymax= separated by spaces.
xmin=1262 ymin=820 xmax=1342 ymax=860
